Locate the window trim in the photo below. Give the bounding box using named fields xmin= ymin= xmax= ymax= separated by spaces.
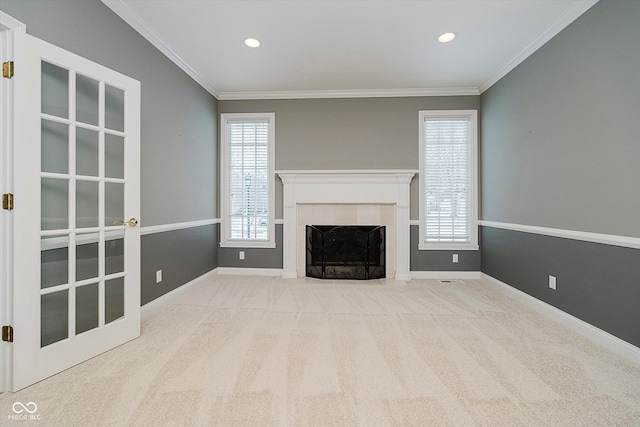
xmin=418 ymin=110 xmax=478 ymax=251
xmin=220 ymin=112 xmax=276 ymax=249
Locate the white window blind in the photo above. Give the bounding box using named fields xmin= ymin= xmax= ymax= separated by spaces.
xmin=419 ymin=110 xmax=477 ymax=249
xmin=221 ymin=113 xmax=274 ymax=247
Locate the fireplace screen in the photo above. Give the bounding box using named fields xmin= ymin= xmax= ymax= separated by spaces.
xmin=306 ymin=225 xmax=385 ymax=280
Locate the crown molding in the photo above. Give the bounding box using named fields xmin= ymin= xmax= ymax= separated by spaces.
xmin=102 ymin=0 xmax=597 ymax=100
xmin=480 ymin=0 xmax=599 ymax=93
xmin=218 ymin=87 xmax=480 ymax=101
xmin=101 ymin=0 xmax=220 ymax=98
xmin=0 ymin=10 xmax=27 ymax=31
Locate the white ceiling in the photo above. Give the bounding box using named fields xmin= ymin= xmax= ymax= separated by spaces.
xmin=103 ymin=0 xmax=598 ymax=100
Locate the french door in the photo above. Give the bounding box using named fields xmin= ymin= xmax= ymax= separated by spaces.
xmin=10 ymin=31 xmax=140 ymax=391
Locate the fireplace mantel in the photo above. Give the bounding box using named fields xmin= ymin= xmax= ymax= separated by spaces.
xmin=276 ymin=170 xmax=417 ymax=280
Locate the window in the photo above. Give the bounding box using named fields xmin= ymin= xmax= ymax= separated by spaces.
xmin=419 ymin=110 xmax=478 ymax=250
xmin=220 ymin=113 xmax=275 ymax=248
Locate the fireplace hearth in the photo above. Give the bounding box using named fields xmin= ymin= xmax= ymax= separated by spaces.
xmin=306 ymin=225 xmax=385 ymax=280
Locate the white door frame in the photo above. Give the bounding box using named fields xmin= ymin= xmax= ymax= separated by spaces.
xmin=0 ymin=10 xmax=26 ymax=394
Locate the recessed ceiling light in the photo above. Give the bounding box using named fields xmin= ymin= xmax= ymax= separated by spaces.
xmin=438 ymin=32 xmax=456 ymax=43
xmin=244 ymin=37 xmax=261 ymax=48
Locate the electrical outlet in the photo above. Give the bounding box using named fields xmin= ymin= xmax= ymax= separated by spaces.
xmin=549 ymin=275 xmax=556 ymax=290
xmin=239 ymin=251 xmax=245 ymax=260
xmin=452 ymin=253 xmax=459 ymax=263
xmin=156 ymin=270 xmax=163 ymax=283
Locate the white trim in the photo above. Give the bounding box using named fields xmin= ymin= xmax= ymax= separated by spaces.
xmin=419 ymin=110 xmax=478 ymax=251
xmin=217 ymin=267 xmax=283 ymax=277
xmin=411 ymin=271 xmax=482 ymax=280
xmin=409 ymin=219 xmax=419 ymax=226
xmin=479 ymin=0 xmax=599 ymax=93
xmin=219 ymin=240 xmax=276 ymax=249
xmin=0 ymin=11 xmax=26 ymax=394
xmin=0 ymin=11 xmax=27 ymax=33
xmin=277 ymin=170 xmax=416 ymax=281
xmin=100 ymin=0 xmax=220 ymax=98
xmin=481 ymin=273 xmax=640 ymax=366
xmin=220 ymin=113 xmax=276 ymax=248
xmin=479 ymin=220 xmax=640 ymax=250
xmin=276 ymin=169 xmax=419 ymax=178
xmin=218 ymin=87 xmax=480 ymax=101
xmin=141 ymin=268 xmax=218 ymax=316
xmin=140 ymin=218 xmax=219 ymax=236
xmin=419 ymin=244 xmax=480 ymax=251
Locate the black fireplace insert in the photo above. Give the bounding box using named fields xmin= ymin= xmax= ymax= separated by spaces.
xmin=306 ymin=225 xmax=385 ymax=280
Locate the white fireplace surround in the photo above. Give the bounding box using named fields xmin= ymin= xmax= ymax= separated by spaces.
xmin=277 ymin=170 xmax=417 ymax=280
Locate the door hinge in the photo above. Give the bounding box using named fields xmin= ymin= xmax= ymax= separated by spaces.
xmin=2 ymin=61 xmax=14 ymax=79
xmin=2 ymin=326 xmax=13 ymax=343
xmin=2 ymin=193 xmax=14 ymax=210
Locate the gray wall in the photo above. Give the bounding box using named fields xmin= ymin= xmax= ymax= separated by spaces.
xmin=141 ymin=225 xmax=218 ymax=305
xmin=410 ymin=226 xmax=480 ymax=272
xmin=219 ymin=96 xmax=481 ymax=271
xmin=481 ymin=227 xmax=640 ymax=347
xmin=481 ymin=0 xmax=640 ymax=346
xmin=481 ymin=0 xmax=640 ymax=237
xmin=218 ymin=225 xmax=283 ymax=269
xmin=3 ymin=0 xmax=219 ymax=302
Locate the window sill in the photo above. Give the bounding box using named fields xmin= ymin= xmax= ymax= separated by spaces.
xmin=418 ymin=243 xmax=479 ymax=251
xmin=220 ymin=240 xmax=276 ymax=249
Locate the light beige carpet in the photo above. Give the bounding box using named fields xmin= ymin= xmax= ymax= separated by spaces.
xmin=2 ymin=275 xmax=640 ymax=426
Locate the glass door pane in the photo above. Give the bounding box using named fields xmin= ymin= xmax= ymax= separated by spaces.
xmin=41 ymin=61 xmax=68 ymax=118
xmin=105 ymin=85 xmax=124 ymax=132
xmin=105 ymin=277 xmax=125 ymax=324
xmin=76 ymin=283 xmax=99 ymax=334
xmin=41 ymin=178 xmax=69 ymax=230
xmin=105 ymin=133 xmax=124 ymax=179
xmin=105 ymin=183 xmax=124 ymax=227
xmin=76 ymin=127 xmax=99 ymax=177
xmin=41 ymin=236 xmax=69 ymax=289
xmin=41 ymin=290 xmax=69 ymax=347
xmin=76 ymin=233 xmax=99 ymax=281
xmin=41 ymin=120 xmax=68 ymax=174
xmin=76 ymin=180 xmax=99 ymax=229
xmin=75 ymin=74 xmax=99 ymax=126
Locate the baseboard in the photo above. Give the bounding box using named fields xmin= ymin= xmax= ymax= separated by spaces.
xmin=410 ymin=271 xmax=482 ymax=280
xmin=481 ymin=273 xmax=640 ymax=366
xmin=141 ymin=268 xmax=219 ymax=316
xmin=217 ymin=267 xmax=284 ymax=277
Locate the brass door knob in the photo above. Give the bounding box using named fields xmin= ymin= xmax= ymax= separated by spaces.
xmin=114 ymin=218 xmax=138 ymax=227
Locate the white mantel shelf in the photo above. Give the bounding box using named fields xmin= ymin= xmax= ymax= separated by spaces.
xmin=276 ymin=170 xmax=417 ymax=281
xmin=277 ymin=169 xmax=417 ymax=182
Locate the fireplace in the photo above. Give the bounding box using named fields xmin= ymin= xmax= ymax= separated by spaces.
xmin=306 ymin=225 xmax=385 ymax=280
xmin=277 ymin=170 xmax=417 ymax=280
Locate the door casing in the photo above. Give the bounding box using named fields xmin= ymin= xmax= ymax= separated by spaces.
xmin=0 ymin=10 xmax=27 ymax=394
